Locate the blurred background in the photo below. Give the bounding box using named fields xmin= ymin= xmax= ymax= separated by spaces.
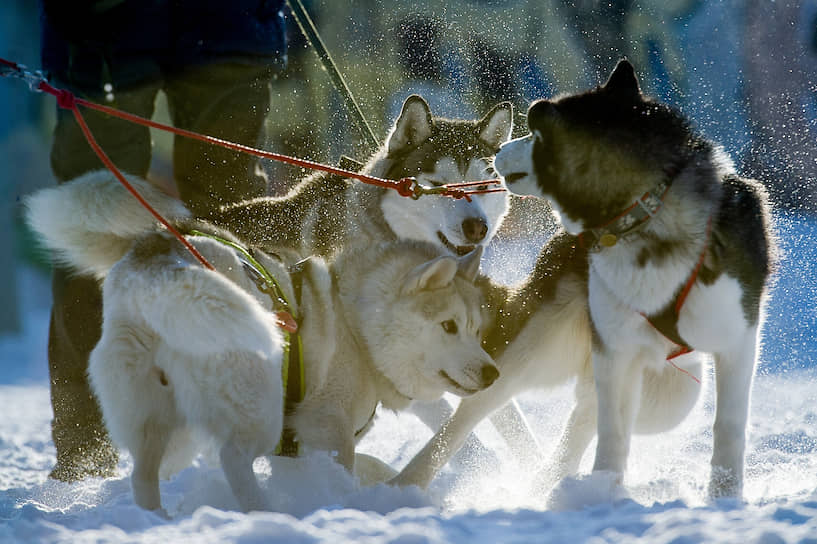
xmin=1 ymin=0 xmax=815 ymax=378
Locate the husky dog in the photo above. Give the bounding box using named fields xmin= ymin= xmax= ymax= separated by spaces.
xmin=495 ymin=59 xmax=777 ymax=498
xmin=391 ymin=230 xmax=592 ymax=490
xmin=212 ymin=93 xmax=536 ymax=455
xmin=210 ymin=94 xmax=513 ymax=259
xmin=25 ymin=172 xmax=498 ymax=513
xmin=394 ymin=60 xmax=777 ymax=500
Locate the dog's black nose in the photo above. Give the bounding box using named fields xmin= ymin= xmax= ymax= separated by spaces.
xmin=462 ymin=217 xmax=488 ymax=243
xmin=481 ymin=364 xmax=499 ymax=387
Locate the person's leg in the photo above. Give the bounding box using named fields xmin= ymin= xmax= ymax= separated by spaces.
xmin=163 ymin=63 xmax=273 ymax=217
xmin=47 ymin=268 xmax=117 ymax=480
xmin=48 ymin=81 xmax=159 ymax=481
xmin=50 ymin=83 xmax=158 ymax=181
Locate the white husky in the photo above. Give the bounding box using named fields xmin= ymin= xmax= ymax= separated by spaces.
xmin=25 ymin=172 xmax=498 ymax=513
xmin=394 ymin=60 xmax=777 ymax=501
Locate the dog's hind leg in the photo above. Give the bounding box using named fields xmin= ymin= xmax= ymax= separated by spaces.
xmin=543 ymin=371 xmax=597 ymax=488
xmin=709 ymin=328 xmax=758 ymax=499
xmin=88 ymin=320 xmax=174 ymax=513
xmin=220 ymin=438 xmax=270 ymax=512
xmin=131 ymin=418 xmax=171 ymax=513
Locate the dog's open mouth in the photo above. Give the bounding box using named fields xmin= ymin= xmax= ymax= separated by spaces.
xmin=437 ymin=231 xmax=475 ymax=257
xmin=439 ymin=370 xmax=480 ymax=396
xmin=503 ymin=172 xmax=527 ymax=185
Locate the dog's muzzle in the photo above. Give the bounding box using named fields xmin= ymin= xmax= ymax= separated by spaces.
xmin=437 ymin=231 xmax=476 ymax=256
xmin=439 ymin=364 xmax=499 ymax=396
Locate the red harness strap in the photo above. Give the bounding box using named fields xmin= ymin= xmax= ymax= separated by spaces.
xmin=55 ymin=84 xmax=217 ymax=271
xmin=673 ymin=219 xmax=714 ymax=317
xmin=642 ymin=216 xmax=714 ymax=383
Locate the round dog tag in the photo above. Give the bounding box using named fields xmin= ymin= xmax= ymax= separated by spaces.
xmin=599 ymin=233 xmax=618 ymax=247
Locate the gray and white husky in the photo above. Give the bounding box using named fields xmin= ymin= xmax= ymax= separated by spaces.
xmin=25 ymin=173 xmax=498 ymax=513
xmin=211 ymin=93 xmax=536 ymax=455
xmin=394 ymin=60 xmax=777 ymax=500
xmin=211 ymin=94 xmax=513 ymax=260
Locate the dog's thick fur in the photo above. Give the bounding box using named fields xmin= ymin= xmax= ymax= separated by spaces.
xmin=210 ymin=94 xmax=537 ymax=457
xmin=211 ymin=94 xmax=513 ymax=260
xmin=393 ymin=60 xmax=777 ymax=500
xmin=26 ymin=173 xmax=498 ymax=513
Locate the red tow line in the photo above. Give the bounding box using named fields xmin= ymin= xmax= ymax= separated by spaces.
xmin=1 ymin=57 xmax=505 ymax=270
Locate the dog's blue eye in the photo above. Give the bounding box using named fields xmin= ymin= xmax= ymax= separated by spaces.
xmin=441 ymin=320 xmax=458 ymax=334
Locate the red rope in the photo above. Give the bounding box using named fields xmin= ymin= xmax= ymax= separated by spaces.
xmin=666 ymin=352 xmax=701 ymax=384
xmin=66 ymin=97 xmax=215 ymax=270
xmin=3 ymin=59 xmax=505 ymax=272
xmin=35 ymin=81 xmax=501 ymax=201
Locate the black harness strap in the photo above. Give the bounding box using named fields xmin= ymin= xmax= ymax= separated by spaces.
xmin=644 ymin=296 xmax=693 ymax=358
xmin=274 ymin=256 xmax=308 ymax=457
xmin=642 ymin=217 xmax=713 ymax=365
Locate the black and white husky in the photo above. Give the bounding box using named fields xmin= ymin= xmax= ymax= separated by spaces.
xmin=394 ymin=60 xmax=777 ymax=500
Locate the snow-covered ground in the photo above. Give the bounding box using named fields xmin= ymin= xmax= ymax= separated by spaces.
xmin=1 ymin=212 xmax=815 ymax=543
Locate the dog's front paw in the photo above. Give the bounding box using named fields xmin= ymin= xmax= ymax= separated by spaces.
xmin=387 ymin=470 xmax=419 ymax=489
xmin=708 ymin=466 xmax=743 ymax=500
xmin=354 ymin=453 xmax=398 ymax=486
xmin=546 ymin=471 xmax=629 ymax=511
xmin=150 ymin=507 xmax=171 ymax=520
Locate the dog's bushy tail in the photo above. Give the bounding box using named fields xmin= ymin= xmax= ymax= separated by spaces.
xmin=25 ymin=170 xmax=191 ymax=277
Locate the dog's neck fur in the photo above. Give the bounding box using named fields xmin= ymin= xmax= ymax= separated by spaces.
xmin=329 ymin=242 xmax=421 ymax=410
xmin=331 ymin=274 xmax=412 ymax=411
xmin=288 ymin=243 xmax=418 ymax=457
xmin=587 ymin=148 xmax=725 ymax=316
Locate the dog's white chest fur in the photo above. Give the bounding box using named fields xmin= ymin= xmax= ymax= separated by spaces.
xmin=589 ymin=245 xmax=755 ymax=382
xmin=588 ymin=244 xmax=750 ymax=361
xmin=589 ymin=240 xmax=700 ymax=316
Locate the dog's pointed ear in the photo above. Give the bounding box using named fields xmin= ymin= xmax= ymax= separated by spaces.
xmin=478 ymin=102 xmax=513 ymax=151
xmin=402 ymin=255 xmax=458 ymax=294
xmin=387 ymin=95 xmax=433 ymax=155
xmin=457 ymin=246 xmax=483 ymax=283
xmin=602 ymin=58 xmax=641 ymax=98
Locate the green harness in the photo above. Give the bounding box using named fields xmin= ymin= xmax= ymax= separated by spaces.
xmin=189 ymin=230 xmax=305 ymax=456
